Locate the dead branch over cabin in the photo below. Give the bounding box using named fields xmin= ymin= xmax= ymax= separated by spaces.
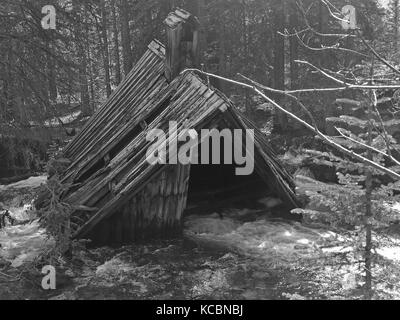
xmin=52 ymin=9 xmax=300 ymax=246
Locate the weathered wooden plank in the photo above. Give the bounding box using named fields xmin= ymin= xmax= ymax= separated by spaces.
xmin=64 ymin=66 xmax=168 ymax=179
xmin=65 ymin=55 xmax=165 ymax=161
xmin=65 ymin=49 xmax=160 ymax=156
xmin=66 ymin=78 xmax=170 ymax=184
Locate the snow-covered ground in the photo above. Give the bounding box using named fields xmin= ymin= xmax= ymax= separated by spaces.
xmin=28 ymin=111 xmax=83 ymax=128
xmin=0 ymin=176 xmax=47 ymax=192
xmin=44 ymin=111 xmax=82 ymax=127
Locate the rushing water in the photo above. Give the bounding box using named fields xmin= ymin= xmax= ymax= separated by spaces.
xmin=2 ymin=176 xmax=400 ymax=300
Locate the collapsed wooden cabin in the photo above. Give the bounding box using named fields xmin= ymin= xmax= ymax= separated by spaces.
xmin=57 ymin=9 xmax=300 ymax=246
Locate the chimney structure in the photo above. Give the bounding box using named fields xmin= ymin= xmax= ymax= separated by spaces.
xmin=164 ymin=9 xmax=200 ymax=81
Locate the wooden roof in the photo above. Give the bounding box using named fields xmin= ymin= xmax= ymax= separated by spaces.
xmin=59 ymin=40 xmax=299 ymax=239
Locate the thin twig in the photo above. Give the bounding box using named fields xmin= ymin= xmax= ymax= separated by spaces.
xmin=335 ymin=127 xmax=400 ymax=167
xmin=295 ymin=60 xmax=400 ymax=90
xmin=279 ymin=28 xmax=368 ymax=58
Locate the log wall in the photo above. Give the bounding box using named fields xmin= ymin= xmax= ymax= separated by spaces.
xmin=89 ymin=164 xmax=191 ymax=246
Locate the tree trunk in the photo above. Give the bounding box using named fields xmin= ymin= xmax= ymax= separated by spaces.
xmin=289 ymin=3 xmax=299 ymax=91
xmin=120 ymin=0 xmax=132 ymax=76
xmin=47 ymin=50 xmax=57 ymax=103
xmin=99 ymin=0 xmax=112 ymax=97
xmin=86 ymin=31 xmax=96 ymax=114
xmin=79 ymin=49 xmax=90 ymax=116
xmin=76 ymin=2 xmax=90 ymax=116
xmin=319 ymin=1 xmax=329 ymax=34
xmin=364 ymin=106 xmax=373 ymax=299
xmin=394 ymin=0 xmax=399 ymax=51
xmin=272 ymin=0 xmax=287 ymax=132
xmin=364 ymin=61 xmax=375 ymax=300
xmin=111 ymin=0 xmax=122 ymax=85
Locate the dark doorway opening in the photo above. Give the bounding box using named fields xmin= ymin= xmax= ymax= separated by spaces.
xmin=184 ymin=126 xmax=272 ymax=215
xmin=185 ymin=162 xmax=269 ymax=215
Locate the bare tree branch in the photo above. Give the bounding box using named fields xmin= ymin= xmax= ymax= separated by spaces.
xmin=181 ymin=68 xmax=400 ymax=180
xmin=335 ymin=127 xmax=400 ymax=167
xmin=295 ymin=60 xmax=400 ymax=90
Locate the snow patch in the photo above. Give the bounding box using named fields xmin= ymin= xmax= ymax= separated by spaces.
xmin=0 ymin=176 xmax=47 ymax=192
xmin=377 ymin=247 xmax=400 ymax=262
